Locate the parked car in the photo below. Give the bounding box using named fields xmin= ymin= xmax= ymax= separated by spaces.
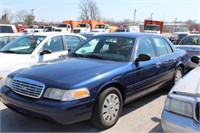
xmin=0 ymin=32 xmax=86 ymax=88
xmin=0 ymin=33 xmax=23 ymax=49
xmin=0 ymin=33 xmax=190 ymax=129
xmin=161 ymin=56 xmax=200 ymax=133
xmin=0 ymin=24 xmax=18 ymax=33
xmin=176 ymin=34 xmax=200 ymax=63
xmin=170 ymin=27 xmax=190 ymax=44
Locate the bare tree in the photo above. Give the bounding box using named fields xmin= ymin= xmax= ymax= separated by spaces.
xmin=15 ymin=10 xmax=35 ymax=25
xmin=15 ymin=10 xmax=29 ymax=23
xmin=78 ymin=0 xmax=101 ymax=20
xmin=1 ymin=8 xmax=14 ymax=23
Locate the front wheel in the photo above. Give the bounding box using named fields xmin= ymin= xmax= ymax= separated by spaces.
xmin=90 ymin=87 xmax=123 ymax=129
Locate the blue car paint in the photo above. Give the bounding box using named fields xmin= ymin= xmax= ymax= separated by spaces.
xmin=0 ymin=33 xmax=190 ymax=125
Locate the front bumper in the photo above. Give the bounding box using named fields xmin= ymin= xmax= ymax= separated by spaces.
xmin=0 ymin=86 xmax=94 ymax=125
xmin=161 ymin=110 xmax=200 ymax=133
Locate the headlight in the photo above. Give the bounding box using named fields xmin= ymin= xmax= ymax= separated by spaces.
xmin=164 ymin=97 xmax=193 ymax=117
xmin=5 ymin=77 xmax=13 ymax=88
xmin=43 ymin=87 xmax=90 ymax=101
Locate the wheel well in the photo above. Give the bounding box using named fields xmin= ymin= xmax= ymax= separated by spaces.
xmin=98 ymin=83 xmax=126 ymax=103
xmin=177 ymin=64 xmax=184 ymax=73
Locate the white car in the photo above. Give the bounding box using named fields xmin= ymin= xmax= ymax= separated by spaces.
xmin=0 ymin=33 xmax=23 ymax=49
xmin=161 ymin=56 xmax=200 ymax=133
xmin=0 ymin=32 xmax=86 ymax=88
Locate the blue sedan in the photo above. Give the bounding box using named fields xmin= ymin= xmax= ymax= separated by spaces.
xmin=0 ymin=33 xmax=190 ymax=129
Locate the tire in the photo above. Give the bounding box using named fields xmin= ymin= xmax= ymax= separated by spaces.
xmin=173 ymin=67 xmax=183 ymax=85
xmin=90 ymin=87 xmax=123 ymax=129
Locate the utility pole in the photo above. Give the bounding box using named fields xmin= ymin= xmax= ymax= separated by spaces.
xmin=31 ymin=9 xmax=34 ymax=16
xmin=150 ymin=13 xmax=153 ymax=20
xmin=134 ymin=9 xmax=136 ymax=25
xmin=175 ymin=17 xmax=177 ymax=26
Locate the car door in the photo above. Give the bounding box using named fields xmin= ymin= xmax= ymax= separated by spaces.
xmin=127 ymin=37 xmax=162 ymax=97
xmin=37 ymin=35 xmax=67 ymax=62
xmin=152 ymin=37 xmax=176 ymax=82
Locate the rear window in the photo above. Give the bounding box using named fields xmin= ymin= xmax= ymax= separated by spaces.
xmin=0 ymin=26 xmax=14 ymax=33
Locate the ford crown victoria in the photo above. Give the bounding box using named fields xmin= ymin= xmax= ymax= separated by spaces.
xmin=161 ymin=56 xmax=200 ymax=133
xmin=1 ymin=33 xmax=190 ymax=129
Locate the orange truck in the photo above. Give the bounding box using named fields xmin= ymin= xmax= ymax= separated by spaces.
xmin=144 ymin=20 xmax=164 ymax=34
xmin=73 ymin=20 xmax=105 ymax=33
xmin=62 ymin=20 xmax=81 ymax=32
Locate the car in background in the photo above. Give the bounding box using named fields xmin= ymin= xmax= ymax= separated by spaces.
xmin=0 ymin=33 xmax=190 ymax=129
xmin=161 ymin=56 xmax=200 ymax=133
xmin=170 ymin=27 xmax=190 ymax=44
xmin=176 ymin=34 xmax=200 ymax=63
xmin=0 ymin=32 xmax=86 ymax=88
xmin=0 ymin=24 xmax=18 ymax=33
xmin=0 ymin=33 xmax=23 ymax=49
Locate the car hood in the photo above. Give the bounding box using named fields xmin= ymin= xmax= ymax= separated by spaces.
xmin=171 ymin=66 xmax=200 ymax=96
xmin=0 ymin=53 xmax=30 ymax=70
xmin=15 ymin=57 xmax=128 ymax=87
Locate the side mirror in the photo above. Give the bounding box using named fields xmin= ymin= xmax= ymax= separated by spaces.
xmin=189 ymin=56 xmax=199 ymax=68
xmin=191 ymin=56 xmax=199 ymax=64
xmin=135 ymin=54 xmax=151 ymax=63
xmin=40 ymin=49 xmax=52 ymax=55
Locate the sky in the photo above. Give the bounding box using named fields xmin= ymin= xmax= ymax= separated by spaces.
xmin=0 ymin=0 xmax=200 ymax=23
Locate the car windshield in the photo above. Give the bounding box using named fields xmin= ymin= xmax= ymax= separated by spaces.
xmin=95 ymin=24 xmax=105 ymax=29
xmin=0 ymin=35 xmax=46 ymax=54
xmin=144 ymin=25 xmax=160 ymax=31
xmin=69 ymin=36 xmax=135 ymax=62
xmin=173 ymin=27 xmax=188 ymax=32
xmin=179 ymin=36 xmax=200 ymax=45
xmin=78 ymin=24 xmax=87 ymax=28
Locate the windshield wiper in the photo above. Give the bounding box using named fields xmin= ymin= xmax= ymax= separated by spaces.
xmin=0 ymin=50 xmax=17 ymax=53
xmin=68 ymin=52 xmax=83 ymax=57
xmin=83 ymin=54 xmax=107 ymax=60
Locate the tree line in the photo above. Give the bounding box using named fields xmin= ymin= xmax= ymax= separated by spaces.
xmin=0 ymin=0 xmax=199 ymax=31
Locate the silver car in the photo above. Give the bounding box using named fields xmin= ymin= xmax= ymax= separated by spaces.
xmin=176 ymin=34 xmax=200 ymax=62
xmin=161 ymin=56 xmax=200 ymax=133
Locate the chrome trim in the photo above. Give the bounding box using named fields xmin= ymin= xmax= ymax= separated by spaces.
xmin=11 ymin=77 xmax=45 ymax=99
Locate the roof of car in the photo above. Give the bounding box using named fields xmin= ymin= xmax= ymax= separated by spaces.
xmin=0 ymin=33 xmax=24 ymax=37
xmin=94 ymin=32 xmax=166 ymax=38
xmin=24 ymin=32 xmax=86 ymax=39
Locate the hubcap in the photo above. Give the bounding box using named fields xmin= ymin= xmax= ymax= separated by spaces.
xmin=175 ymin=69 xmax=182 ymax=84
xmin=102 ymin=93 xmax=120 ymax=123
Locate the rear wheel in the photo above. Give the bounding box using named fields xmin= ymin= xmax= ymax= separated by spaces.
xmin=90 ymin=87 xmax=123 ymax=129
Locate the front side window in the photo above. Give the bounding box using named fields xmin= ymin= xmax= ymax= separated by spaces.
xmin=153 ymin=37 xmax=173 ymax=56
xmin=137 ymin=38 xmax=156 ymax=58
xmin=43 ymin=36 xmax=64 ymax=52
xmin=0 ymin=35 xmax=45 ymax=54
xmin=70 ymin=36 xmax=135 ymax=62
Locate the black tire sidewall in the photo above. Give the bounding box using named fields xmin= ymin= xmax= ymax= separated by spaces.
xmin=92 ymin=87 xmax=123 ymax=129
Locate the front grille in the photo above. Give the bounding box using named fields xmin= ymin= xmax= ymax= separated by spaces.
xmin=11 ymin=77 xmax=45 ymax=99
xmin=195 ymin=102 xmax=200 ymax=123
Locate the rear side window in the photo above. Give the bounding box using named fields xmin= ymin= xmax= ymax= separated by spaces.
xmin=0 ymin=26 xmax=14 ymax=33
xmin=153 ymin=37 xmax=173 ymax=56
xmin=64 ymin=35 xmax=82 ymax=50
